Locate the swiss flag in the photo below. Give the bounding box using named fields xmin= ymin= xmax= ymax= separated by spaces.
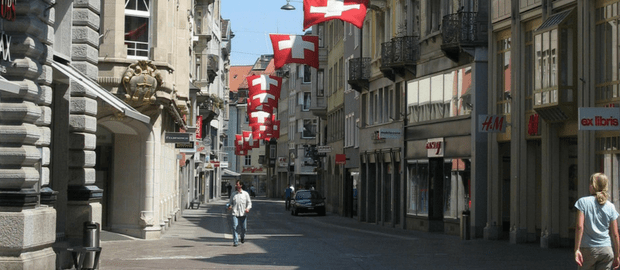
xmin=249 ymin=111 xmax=273 ymax=126
xmin=247 ymin=75 xmax=282 ymax=100
xmin=270 ymin=34 xmax=319 ymax=70
xmin=248 ymin=103 xmax=275 ymax=116
xmin=303 ymin=0 xmax=368 ymax=30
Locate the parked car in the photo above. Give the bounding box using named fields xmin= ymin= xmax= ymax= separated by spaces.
xmin=291 ymin=190 xmax=326 ymax=216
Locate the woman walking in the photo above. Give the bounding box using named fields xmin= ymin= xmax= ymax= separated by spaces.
xmin=575 ymin=173 xmax=620 ymax=269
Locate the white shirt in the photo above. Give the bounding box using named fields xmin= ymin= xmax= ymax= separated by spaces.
xmin=228 ymin=190 xmax=252 ymax=217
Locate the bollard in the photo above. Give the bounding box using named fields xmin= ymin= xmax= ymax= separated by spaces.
xmin=82 ymin=221 xmax=101 ymax=269
xmin=460 ymin=210 xmax=471 ymax=240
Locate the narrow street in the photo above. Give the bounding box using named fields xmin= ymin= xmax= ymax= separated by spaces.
xmin=99 ymin=197 xmax=572 ymax=269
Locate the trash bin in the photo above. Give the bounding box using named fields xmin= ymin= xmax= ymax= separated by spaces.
xmin=460 ymin=210 xmax=471 ymax=240
xmin=82 ymin=221 xmax=100 ymax=269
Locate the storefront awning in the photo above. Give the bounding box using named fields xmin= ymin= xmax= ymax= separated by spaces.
xmin=51 ymin=60 xmax=150 ymax=124
xmin=222 ymin=169 xmax=241 ymax=178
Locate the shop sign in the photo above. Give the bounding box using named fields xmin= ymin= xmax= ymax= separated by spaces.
xmin=317 ymin=145 xmax=332 ymax=153
xmin=165 ymin=132 xmax=191 ymax=143
xmin=220 ymin=161 xmax=229 ymax=168
xmin=426 ymin=138 xmax=444 ymax=157
xmin=278 ymin=157 xmax=288 ymax=167
xmin=378 ymin=128 xmax=401 ymax=139
xmin=479 ymin=115 xmax=507 ymax=133
xmin=1 ymin=1 xmax=16 ymax=22
xmin=579 ymin=107 xmax=620 ymax=131
xmin=335 ymin=154 xmax=346 ymax=165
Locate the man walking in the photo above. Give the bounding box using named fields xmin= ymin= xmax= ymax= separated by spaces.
xmin=227 ymin=180 xmax=252 ymax=247
xmin=285 ymin=185 xmax=293 ymax=210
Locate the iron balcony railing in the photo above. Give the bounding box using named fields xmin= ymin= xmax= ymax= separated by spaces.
xmin=441 ymin=12 xmax=483 ymax=48
xmin=380 ymin=36 xmax=419 ymax=69
xmin=348 ymin=57 xmax=371 ymax=91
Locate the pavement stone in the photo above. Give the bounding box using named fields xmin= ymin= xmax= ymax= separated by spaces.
xmin=97 ymin=198 xmax=574 ymax=270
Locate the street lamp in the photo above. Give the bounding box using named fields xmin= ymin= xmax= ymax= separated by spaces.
xmin=281 ymin=0 xmax=296 ymax=10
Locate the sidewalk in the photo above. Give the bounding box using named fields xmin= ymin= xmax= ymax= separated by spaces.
xmin=98 ymin=198 xmax=573 ymax=269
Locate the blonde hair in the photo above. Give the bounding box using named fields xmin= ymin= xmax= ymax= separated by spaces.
xmin=591 ymin=173 xmax=610 ymax=205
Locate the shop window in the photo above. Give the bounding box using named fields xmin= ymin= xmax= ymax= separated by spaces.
xmin=596 ymin=135 xmax=620 ymax=209
xmin=125 ymin=0 xmax=150 ymax=59
xmin=407 ymin=160 xmax=429 ymax=216
xmin=443 ymin=159 xmax=471 ymax=219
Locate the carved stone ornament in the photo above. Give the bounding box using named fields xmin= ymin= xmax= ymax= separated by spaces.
xmin=122 ymin=60 xmax=164 ymax=106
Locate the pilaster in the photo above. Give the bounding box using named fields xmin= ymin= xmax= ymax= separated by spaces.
xmin=0 ymin=1 xmax=57 ymax=269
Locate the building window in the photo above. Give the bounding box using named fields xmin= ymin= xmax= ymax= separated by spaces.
xmin=407 ymin=66 xmax=472 ymax=123
xmin=318 ymin=24 xmax=324 ymax=48
xmin=302 ymin=92 xmax=311 ymax=111
xmin=525 ymin=19 xmax=542 ymax=112
xmin=195 ymin=56 xmax=201 ymax=81
xmin=301 ymin=118 xmax=317 ymax=138
xmin=289 ymin=117 xmax=296 ymax=139
xmin=497 ymin=29 xmax=511 ymax=115
xmin=338 ymin=57 xmax=344 ymax=91
xmin=595 ymin=1 xmax=620 ymax=105
xmin=303 ymin=65 xmax=311 ymax=83
xmin=317 ymin=69 xmax=325 ymax=97
xmin=244 ymin=155 xmax=251 ymax=166
xmin=125 ymin=0 xmax=150 ymax=58
xmin=355 ymin=118 xmax=359 ymax=148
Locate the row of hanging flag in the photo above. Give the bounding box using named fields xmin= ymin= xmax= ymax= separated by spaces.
xmin=234 ymin=0 xmax=369 ymax=156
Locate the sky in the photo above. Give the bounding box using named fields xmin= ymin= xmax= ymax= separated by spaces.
xmin=221 ymin=0 xmax=306 ymax=66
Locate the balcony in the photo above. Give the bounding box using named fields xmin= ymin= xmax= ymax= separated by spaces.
xmin=380 ymin=36 xmax=419 ymax=81
xmin=441 ymin=12 xmax=487 ymax=61
xmin=207 ymin=54 xmax=219 ymax=83
xmin=348 ymin=57 xmax=370 ymax=92
xmin=197 ymin=93 xmax=223 ymax=123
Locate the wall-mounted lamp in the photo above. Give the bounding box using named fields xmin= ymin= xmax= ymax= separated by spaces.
xmin=281 ymin=0 xmax=295 ymax=10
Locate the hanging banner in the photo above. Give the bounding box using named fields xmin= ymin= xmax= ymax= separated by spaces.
xmin=196 ymin=115 xmax=203 ymax=139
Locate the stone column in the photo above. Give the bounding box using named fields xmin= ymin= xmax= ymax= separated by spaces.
xmin=65 ymin=1 xmax=103 ymax=245
xmin=508 ymin=7 xmax=530 ymax=244
xmin=540 ymin=123 xmax=561 ymax=248
xmin=0 ymin=1 xmax=56 ymax=268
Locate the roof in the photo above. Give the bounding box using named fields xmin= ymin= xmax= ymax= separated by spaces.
xmin=238 ymin=56 xmax=277 ymax=89
xmin=229 ymin=65 xmax=253 ymax=93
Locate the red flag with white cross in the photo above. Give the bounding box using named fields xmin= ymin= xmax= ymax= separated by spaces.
xmin=247 ymin=75 xmax=282 ymax=100
xmin=270 ymin=34 xmax=319 ymax=70
xmin=303 ymin=0 xmax=368 ymax=30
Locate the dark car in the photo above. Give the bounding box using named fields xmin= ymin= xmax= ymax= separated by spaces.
xmin=291 ymin=190 xmax=326 ymax=216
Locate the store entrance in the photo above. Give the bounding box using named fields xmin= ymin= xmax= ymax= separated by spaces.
xmin=428 ymin=158 xmax=444 ymax=230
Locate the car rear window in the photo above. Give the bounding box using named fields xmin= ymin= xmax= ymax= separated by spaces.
xmin=296 ymin=191 xmax=321 ymax=199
